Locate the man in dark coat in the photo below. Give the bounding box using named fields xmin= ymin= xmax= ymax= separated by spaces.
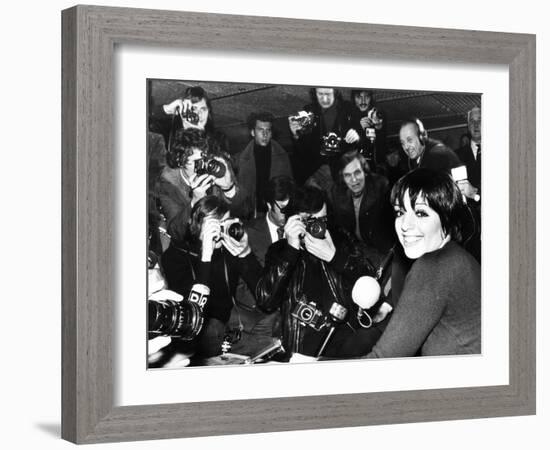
xmin=454 ymin=106 xmax=482 ymax=262
xmin=235 ymin=112 xmax=293 ymax=220
xmin=288 ymin=87 xmax=359 ymax=188
xmin=329 ymin=151 xmax=395 ymax=267
xmin=256 ymin=186 xmax=387 ymax=360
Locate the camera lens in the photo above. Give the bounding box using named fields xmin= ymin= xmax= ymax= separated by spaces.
xmin=148 ymin=299 xmax=203 ymax=341
xmin=184 ymin=110 xmax=199 ymax=124
xmin=206 ymin=159 xmax=226 ymax=178
xmin=227 ymin=221 xmax=244 ymax=241
xmin=306 ymin=219 xmax=326 ymax=239
xmin=300 ymin=307 xmax=313 ymax=321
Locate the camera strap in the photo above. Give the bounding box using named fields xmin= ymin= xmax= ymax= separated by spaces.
xmin=222 ymin=251 xmax=244 ymax=338
xmin=181 ymin=247 xmax=244 ymax=343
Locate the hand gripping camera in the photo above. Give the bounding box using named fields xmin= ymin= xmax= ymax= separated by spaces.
xmin=301 ymin=215 xmax=327 ymax=239
xmin=320 ymin=132 xmax=342 ymax=156
xmin=194 ymin=153 xmax=226 ymax=178
xmin=289 ymin=111 xmax=316 ymax=136
xmin=367 ymin=107 xmax=383 ymax=127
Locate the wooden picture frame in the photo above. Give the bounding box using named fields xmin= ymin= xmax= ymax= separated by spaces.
xmin=61 ymin=5 xmax=536 ymax=444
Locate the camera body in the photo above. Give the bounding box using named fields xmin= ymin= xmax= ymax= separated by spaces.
xmin=181 ymin=108 xmax=200 ymax=125
xmin=194 ymin=155 xmax=226 ymax=178
xmin=301 ymin=216 xmax=327 ymax=239
xmin=220 ymin=218 xmax=245 ymax=241
xmin=367 ymin=107 xmax=383 ymax=126
xmin=148 ymin=298 xmax=204 ymax=341
xmin=291 ymin=298 xmax=327 ymax=331
xmin=289 ymin=111 xmax=316 ymax=135
xmin=320 ymin=132 xmax=342 ymax=156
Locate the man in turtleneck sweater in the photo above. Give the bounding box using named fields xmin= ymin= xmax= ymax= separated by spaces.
xmin=235 ymin=111 xmax=293 ymax=220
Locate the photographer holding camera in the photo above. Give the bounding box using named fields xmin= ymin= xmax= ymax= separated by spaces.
xmin=288 ymin=87 xmax=359 ymax=188
xmin=157 ymin=128 xmax=246 ymax=241
xmin=255 ymin=186 xmax=387 ymax=360
xmin=161 ymin=196 xmax=265 ymax=360
xmin=349 ymin=90 xmax=387 ymax=172
xmin=149 ymin=85 xmax=230 ymax=154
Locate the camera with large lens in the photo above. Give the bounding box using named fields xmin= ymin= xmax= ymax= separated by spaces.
xmin=148 ymin=298 xmax=204 ymax=341
xmin=289 ymin=111 xmax=316 ymax=135
xmin=291 ymin=298 xmax=327 ymax=331
xmin=194 ymin=155 xmax=227 ymax=178
xmin=320 ymin=132 xmax=342 ymax=156
xmin=301 ymin=216 xmax=327 ymax=239
xmin=220 ymin=218 xmax=245 ymax=241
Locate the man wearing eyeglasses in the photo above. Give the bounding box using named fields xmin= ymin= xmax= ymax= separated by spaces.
xmin=255 ymin=185 xmax=383 ymax=360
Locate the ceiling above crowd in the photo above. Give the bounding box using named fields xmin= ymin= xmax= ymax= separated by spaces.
xmin=149 ymin=79 xmax=481 ymax=152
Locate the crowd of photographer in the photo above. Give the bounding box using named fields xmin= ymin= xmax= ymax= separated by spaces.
xmin=146 ymin=85 xmax=482 ymax=367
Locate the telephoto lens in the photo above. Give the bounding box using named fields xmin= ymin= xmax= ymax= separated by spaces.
xmin=148 ymin=299 xmax=204 ymax=341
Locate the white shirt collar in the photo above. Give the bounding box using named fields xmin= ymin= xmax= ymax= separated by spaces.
xmin=266 ymin=214 xmax=280 ymax=243
xmin=470 ymin=140 xmax=480 ymax=158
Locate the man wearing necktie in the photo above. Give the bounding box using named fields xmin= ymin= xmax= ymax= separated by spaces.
xmin=456 ymin=106 xmax=482 ymax=200
xmin=230 ymin=176 xmax=296 ymax=337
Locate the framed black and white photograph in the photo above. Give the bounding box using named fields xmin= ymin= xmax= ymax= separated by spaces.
xmin=61 ymin=5 xmax=535 ymax=444
xmin=145 ymin=79 xmax=483 ymax=369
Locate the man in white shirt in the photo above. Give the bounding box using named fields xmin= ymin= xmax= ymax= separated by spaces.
xmin=455 ymin=106 xmax=482 ymax=200
xmin=230 ymin=175 xmax=295 ymax=337
xmin=455 ymin=106 xmax=482 ymax=262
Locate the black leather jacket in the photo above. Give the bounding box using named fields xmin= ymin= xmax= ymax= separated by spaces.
xmin=255 ymin=228 xmax=376 ymax=358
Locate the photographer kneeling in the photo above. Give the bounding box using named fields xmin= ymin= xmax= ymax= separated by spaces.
xmin=256 ymin=186 xmax=389 ymax=361
xmin=161 ymin=196 xmax=264 ymax=361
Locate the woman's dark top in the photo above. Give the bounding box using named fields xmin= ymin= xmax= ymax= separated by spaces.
xmin=367 ymin=241 xmax=481 ymax=357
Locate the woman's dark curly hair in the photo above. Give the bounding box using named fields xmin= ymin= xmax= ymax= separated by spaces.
xmin=390 ymin=168 xmax=465 ymax=242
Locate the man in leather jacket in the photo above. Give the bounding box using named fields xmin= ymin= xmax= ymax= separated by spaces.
xmin=255 ymin=186 xmax=388 ymax=360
